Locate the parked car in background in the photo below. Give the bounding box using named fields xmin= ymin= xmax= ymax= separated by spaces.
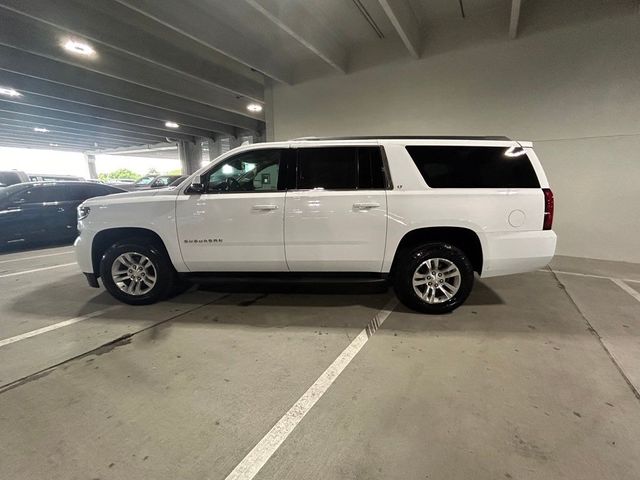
xmin=168 ymin=175 xmax=188 ymax=187
xmin=133 ymin=175 xmax=157 ymax=188
xmin=28 ymin=174 xmax=85 ymax=182
xmin=0 ymin=181 xmax=124 ymax=249
xmin=110 ymin=175 xmax=185 ymax=191
xmin=108 ymin=175 xmax=156 ymax=191
xmin=146 ymin=175 xmax=184 ymax=189
xmin=0 ymin=170 xmax=29 ymax=187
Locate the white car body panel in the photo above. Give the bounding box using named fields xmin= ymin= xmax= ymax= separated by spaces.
xmin=175 ymin=191 xmax=287 ymax=271
xmin=75 ymin=138 xmax=556 ymax=281
xmin=284 ymin=189 xmax=387 ymax=271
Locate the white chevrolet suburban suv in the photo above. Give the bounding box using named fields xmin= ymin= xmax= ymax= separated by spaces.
xmin=74 ymin=136 xmax=556 ymax=314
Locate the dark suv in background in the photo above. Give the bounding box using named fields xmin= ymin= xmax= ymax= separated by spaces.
xmin=0 ymin=181 xmax=124 ymax=249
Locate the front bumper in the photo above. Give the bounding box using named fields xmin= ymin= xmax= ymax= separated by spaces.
xmin=74 ymin=232 xmax=94 ymax=274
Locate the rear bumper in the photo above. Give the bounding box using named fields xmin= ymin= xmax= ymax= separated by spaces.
xmin=481 ymin=230 xmax=557 ymax=278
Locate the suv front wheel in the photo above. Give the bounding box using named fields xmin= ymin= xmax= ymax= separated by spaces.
xmin=394 ymin=243 xmax=474 ymax=314
xmin=100 ymin=239 xmax=174 ymax=305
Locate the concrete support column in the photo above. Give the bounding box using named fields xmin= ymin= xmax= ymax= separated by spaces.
xmin=178 ymin=140 xmax=201 ymax=175
xmin=84 ymin=153 xmax=98 ymax=179
xmin=264 ymin=78 xmax=275 ymax=142
xmin=229 ymin=135 xmax=243 ymax=150
xmin=208 ymin=136 xmax=223 ymax=161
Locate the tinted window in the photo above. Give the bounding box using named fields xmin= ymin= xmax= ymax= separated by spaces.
xmin=10 ymin=185 xmax=68 ymax=204
xmin=205 ymin=149 xmax=284 ymax=193
xmin=0 ymin=184 xmax=28 ymax=206
xmin=406 ymin=146 xmax=540 ymax=188
xmin=297 ymin=147 xmax=385 ymax=190
xmin=0 ymin=172 xmax=21 ymax=186
xmin=358 ymin=147 xmax=386 ymax=189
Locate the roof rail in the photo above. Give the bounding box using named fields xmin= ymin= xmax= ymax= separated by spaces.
xmin=289 ymin=135 xmax=512 ymax=141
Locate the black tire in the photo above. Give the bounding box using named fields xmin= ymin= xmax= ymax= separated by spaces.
xmin=393 ymin=242 xmax=474 ymax=314
xmin=99 ymin=238 xmax=174 ymax=305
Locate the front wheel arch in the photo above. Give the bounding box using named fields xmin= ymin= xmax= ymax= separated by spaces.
xmin=91 ymin=227 xmax=171 ymax=279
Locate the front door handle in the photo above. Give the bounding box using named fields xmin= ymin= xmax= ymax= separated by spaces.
xmin=252 ymin=204 xmax=278 ymax=211
xmin=353 ymin=202 xmax=380 ymax=210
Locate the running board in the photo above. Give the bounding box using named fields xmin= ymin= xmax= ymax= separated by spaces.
xmin=180 ymin=272 xmax=389 ymax=285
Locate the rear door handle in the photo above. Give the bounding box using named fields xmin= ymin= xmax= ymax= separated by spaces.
xmin=353 ymin=202 xmax=380 ymax=210
xmin=252 ymin=204 xmax=278 ymax=211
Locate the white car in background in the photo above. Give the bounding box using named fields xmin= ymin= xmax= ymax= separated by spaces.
xmin=74 ymin=136 xmax=556 ymax=314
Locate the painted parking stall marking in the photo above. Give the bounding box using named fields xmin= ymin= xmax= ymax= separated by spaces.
xmin=540 ymin=268 xmax=640 ymax=304
xmin=610 ymin=278 xmax=640 ymax=304
xmin=0 ymin=306 xmax=121 ymax=348
xmin=0 ymin=250 xmax=74 ymax=265
xmin=225 ymin=297 xmax=398 ymax=480
xmin=0 ymin=262 xmax=76 ymax=279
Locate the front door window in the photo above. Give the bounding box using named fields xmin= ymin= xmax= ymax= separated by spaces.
xmin=204 ymin=149 xmax=282 ymax=193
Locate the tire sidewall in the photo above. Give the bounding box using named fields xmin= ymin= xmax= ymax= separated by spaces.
xmin=395 ymin=243 xmax=474 ymax=314
xmin=100 ymin=241 xmax=173 ymax=305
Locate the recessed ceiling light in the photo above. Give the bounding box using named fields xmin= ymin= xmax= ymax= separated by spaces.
xmin=0 ymin=86 xmax=21 ymax=97
xmin=34 ymin=127 xmax=49 ymax=133
xmin=165 ymin=121 xmax=179 ymax=128
xmin=49 ymin=143 xmax=60 ymax=147
xmin=247 ymin=103 xmax=263 ymax=113
xmin=62 ymin=39 xmax=95 ymax=56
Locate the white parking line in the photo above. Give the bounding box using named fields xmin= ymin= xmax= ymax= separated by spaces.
xmin=225 ymin=298 xmax=398 ymax=480
xmin=539 ymin=268 xmax=640 ymax=304
xmin=610 ymin=279 xmax=640 ymax=304
xmin=0 ymin=305 xmax=120 ymax=348
xmin=0 ymin=262 xmax=76 ymax=279
xmin=0 ymin=251 xmax=74 ymax=265
xmin=540 ymin=268 xmax=640 ymax=284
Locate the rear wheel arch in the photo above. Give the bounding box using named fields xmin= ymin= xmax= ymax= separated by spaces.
xmin=91 ymin=227 xmax=171 ymax=277
xmin=390 ymin=227 xmax=483 ymax=276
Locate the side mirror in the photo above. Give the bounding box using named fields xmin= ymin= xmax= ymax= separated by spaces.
xmin=186 ymin=175 xmax=205 ymax=194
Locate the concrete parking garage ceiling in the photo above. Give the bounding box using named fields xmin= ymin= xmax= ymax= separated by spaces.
xmin=0 ymin=0 xmax=635 ymax=151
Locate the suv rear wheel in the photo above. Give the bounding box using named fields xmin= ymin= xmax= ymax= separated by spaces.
xmin=394 ymin=243 xmax=474 ymax=314
xmin=100 ymin=239 xmax=174 ymax=305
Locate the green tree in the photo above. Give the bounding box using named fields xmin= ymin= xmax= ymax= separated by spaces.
xmin=98 ymin=168 xmax=141 ymax=181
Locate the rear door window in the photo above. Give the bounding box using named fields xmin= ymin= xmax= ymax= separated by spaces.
xmin=405 ymin=146 xmax=540 ymax=188
xmin=296 ymin=147 xmax=386 ymax=190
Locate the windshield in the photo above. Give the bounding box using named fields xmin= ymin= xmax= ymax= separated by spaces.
xmin=134 ymin=176 xmax=155 ymax=185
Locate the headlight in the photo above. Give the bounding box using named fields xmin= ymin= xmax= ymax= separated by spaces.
xmin=77 ymin=205 xmax=91 ymax=220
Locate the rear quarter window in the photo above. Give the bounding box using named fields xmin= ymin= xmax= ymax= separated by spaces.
xmin=406 ymin=146 xmax=540 ymax=188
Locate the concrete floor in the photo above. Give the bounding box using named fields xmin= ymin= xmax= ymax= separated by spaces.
xmin=1 ymin=246 xmax=639 ymax=480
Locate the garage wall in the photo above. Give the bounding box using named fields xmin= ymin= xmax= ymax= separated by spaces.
xmin=270 ymin=14 xmax=640 ymax=263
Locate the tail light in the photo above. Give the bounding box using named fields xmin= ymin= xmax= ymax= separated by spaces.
xmin=542 ymin=188 xmax=554 ymax=230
